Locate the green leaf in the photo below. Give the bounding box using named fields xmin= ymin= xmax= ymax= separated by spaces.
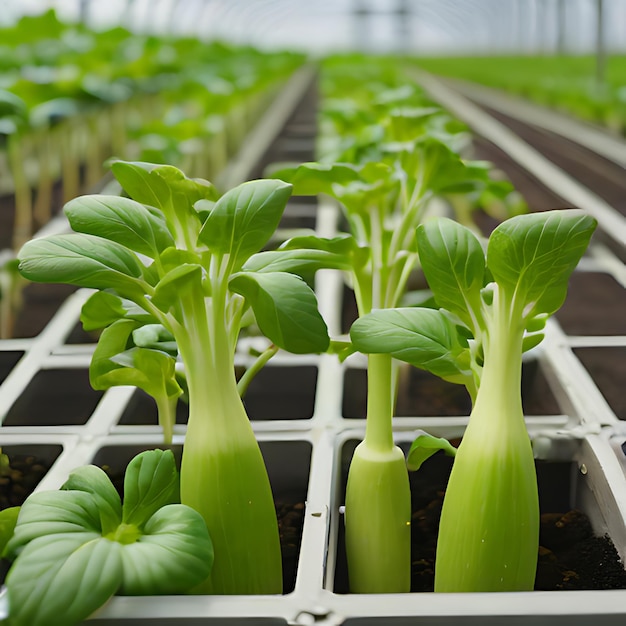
xmin=111 ymin=160 xmax=172 ymax=211
xmin=243 ymin=233 xmax=368 ymax=275
xmin=64 ymin=195 xmax=175 ymax=259
xmin=350 ymin=308 xmax=472 ymax=384
xmin=229 ymin=271 xmax=330 ymax=354
xmin=118 ymin=504 xmax=213 ymax=595
xmin=132 ymin=323 xmax=178 ymax=356
xmin=80 ymin=291 xmax=155 ymax=332
xmin=5 ymin=491 xmax=103 ymax=557
xmin=151 ymin=264 xmax=203 ymax=313
xmin=61 ymin=465 xmax=122 ymax=536
xmin=487 ymin=210 xmax=597 ymax=319
xmin=89 ymin=318 xmax=139 ymax=389
xmin=111 ymin=160 xmax=218 ymax=212
xmin=197 ymin=179 xmax=292 ymax=271
xmin=268 ymin=162 xmax=360 ymax=196
xmin=281 ymin=233 xmax=369 ymax=267
xmin=0 ymin=507 xmax=20 ymax=557
xmin=416 ymin=218 xmax=486 ymax=331
xmin=6 ymin=535 xmax=123 ymax=626
xmin=407 ymin=430 xmax=457 ymax=471
xmin=110 ymin=161 xmax=216 ymax=244
xmin=244 ymin=248 xmax=350 ymax=275
xmin=18 ymin=234 xmax=147 ymax=301
xmin=122 ymin=449 xmax=179 ymax=527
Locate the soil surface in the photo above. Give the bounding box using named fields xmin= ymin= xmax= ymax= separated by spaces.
xmin=334 ymin=451 xmax=626 ymax=593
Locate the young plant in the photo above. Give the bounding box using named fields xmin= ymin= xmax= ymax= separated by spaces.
xmin=270 ymin=118 xmax=506 ymax=592
xmin=17 ymin=161 xmax=330 ymax=594
xmin=350 ymin=209 xmax=597 ymax=592
xmin=3 ymin=449 xmax=212 ymax=626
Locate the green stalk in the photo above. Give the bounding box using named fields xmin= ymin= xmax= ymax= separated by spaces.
xmin=154 ymin=394 xmax=177 ymax=446
xmin=176 ymin=284 xmax=282 ymax=595
xmin=434 ymin=289 xmax=539 ymax=592
xmin=344 ymin=352 xmax=411 ymax=593
xmin=344 ymin=203 xmax=411 ymax=593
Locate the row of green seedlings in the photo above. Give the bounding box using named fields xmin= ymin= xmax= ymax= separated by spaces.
xmin=413 ymin=55 xmax=626 ymax=137
xmin=270 ymin=54 xmax=595 ymax=593
xmin=0 ymin=38 xmax=303 ymax=339
xmin=0 ymin=65 xmax=595 ymax=626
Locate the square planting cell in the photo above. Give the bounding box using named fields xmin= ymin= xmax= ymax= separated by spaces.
xmin=91 ymin=439 xmax=312 ymax=594
xmin=342 ymin=359 xmax=560 ymax=419
xmin=118 ymin=365 xmax=318 ymax=426
xmin=2 ymin=368 xmax=104 ymax=426
xmin=556 ymin=272 xmax=626 ymax=336
xmin=574 ymin=347 xmax=626 ymax=420
xmin=332 ymin=439 xmax=626 ymax=594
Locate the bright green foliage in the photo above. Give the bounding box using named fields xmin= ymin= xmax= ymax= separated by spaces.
xmin=18 ymin=161 xmax=330 ymax=594
xmin=4 ymin=449 xmax=212 ymax=626
xmin=351 ymin=209 xmax=597 ymax=591
xmin=269 ymin=57 xmax=520 ymax=594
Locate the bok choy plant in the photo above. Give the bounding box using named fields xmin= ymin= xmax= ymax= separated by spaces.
xmin=270 ymin=123 xmax=502 ymax=593
xmin=17 ymin=161 xmax=330 ymax=595
xmin=350 ymin=209 xmax=597 ymax=591
xmin=3 ymin=449 xmax=213 ymax=626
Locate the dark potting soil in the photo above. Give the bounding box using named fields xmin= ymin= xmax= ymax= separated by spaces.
xmin=556 ymin=272 xmax=626 ymax=337
xmin=0 ymin=446 xmax=62 ymax=509
xmin=409 ymin=489 xmax=626 ymax=592
xmin=94 ymin=440 xmax=311 ymax=594
xmin=334 ymin=448 xmax=626 ymax=593
xmin=0 ymin=351 xmax=23 ymax=385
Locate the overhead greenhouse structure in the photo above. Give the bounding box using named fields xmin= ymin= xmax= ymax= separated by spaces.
xmin=0 ymin=1 xmax=624 ymax=624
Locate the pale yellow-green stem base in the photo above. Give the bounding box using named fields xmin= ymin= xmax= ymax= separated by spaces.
xmin=433 ymin=419 xmax=539 ymax=592
xmin=181 ymin=420 xmax=282 ymax=595
xmin=434 ymin=289 xmax=539 ymax=592
xmin=345 ymin=442 xmax=411 ymax=593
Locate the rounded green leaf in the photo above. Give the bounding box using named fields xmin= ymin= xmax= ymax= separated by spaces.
xmin=18 ymin=234 xmax=147 ymax=299
xmin=122 ymin=449 xmax=179 ymax=527
xmin=416 ymin=217 xmax=486 ymax=331
xmin=487 ymin=209 xmax=597 ymax=319
xmin=61 ymin=465 xmax=122 ymax=536
xmin=6 ymin=535 xmax=122 ymax=626
xmin=118 ymin=504 xmax=213 ymax=595
xmin=229 ymin=271 xmax=330 ymax=354
xmin=151 ymin=263 xmax=203 ymax=312
xmin=407 ymin=430 xmax=457 ymax=471
xmin=5 ymin=491 xmax=103 ymax=558
xmin=350 ymin=307 xmax=472 ymax=383
xmin=64 ymin=195 xmax=175 ymax=258
xmin=0 ymin=507 xmax=20 ymax=557
xmin=198 ymin=179 xmax=292 ymax=270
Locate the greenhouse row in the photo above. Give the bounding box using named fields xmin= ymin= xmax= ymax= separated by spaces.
xmin=0 ymin=2 xmax=624 ymax=625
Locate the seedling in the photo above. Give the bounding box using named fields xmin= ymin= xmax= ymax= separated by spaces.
xmin=351 ymin=209 xmax=597 ymax=591
xmin=3 ymin=449 xmax=212 ymax=626
xmin=18 ymin=161 xmax=330 ymax=594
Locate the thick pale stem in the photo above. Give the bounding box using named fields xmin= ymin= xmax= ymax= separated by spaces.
xmin=176 ymin=289 xmax=282 ymax=595
xmin=345 ymin=352 xmax=411 ymax=593
xmin=435 ymin=291 xmax=539 ymax=592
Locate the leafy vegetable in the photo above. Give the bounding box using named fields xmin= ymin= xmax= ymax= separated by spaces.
xmin=351 ymin=209 xmax=597 ymax=591
xmin=18 ymin=161 xmax=330 ymax=594
xmin=270 ymin=59 xmax=514 ymax=593
xmin=4 ymin=449 xmax=212 ymax=626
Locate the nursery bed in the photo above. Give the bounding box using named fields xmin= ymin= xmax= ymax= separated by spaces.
xmin=0 ymin=66 xmax=625 ymax=626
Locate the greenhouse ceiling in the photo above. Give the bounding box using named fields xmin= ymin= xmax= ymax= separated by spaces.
xmin=3 ymin=0 xmax=626 ymax=54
